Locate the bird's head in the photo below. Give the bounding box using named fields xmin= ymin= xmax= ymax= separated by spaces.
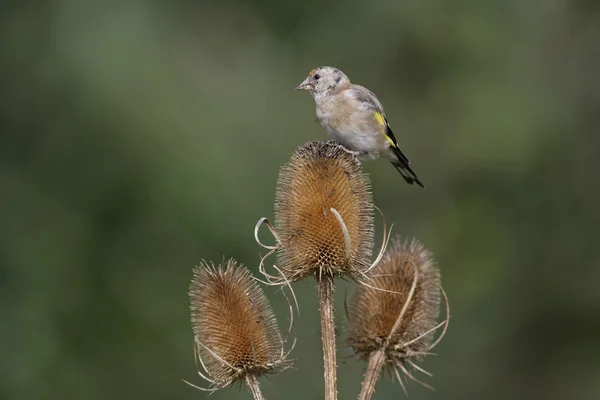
xmin=295 ymin=66 xmax=350 ymax=98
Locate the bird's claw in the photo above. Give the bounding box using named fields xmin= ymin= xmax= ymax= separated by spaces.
xmin=340 ymin=146 xmax=364 ymax=158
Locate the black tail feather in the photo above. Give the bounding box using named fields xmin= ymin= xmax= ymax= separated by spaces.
xmin=391 ymin=161 xmax=425 ymax=189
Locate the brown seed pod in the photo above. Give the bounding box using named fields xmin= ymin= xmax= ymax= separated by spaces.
xmin=347 ymin=237 xmax=448 ymax=394
xmin=188 ymin=259 xmax=289 ymax=392
xmin=274 ymin=141 xmax=374 ymax=282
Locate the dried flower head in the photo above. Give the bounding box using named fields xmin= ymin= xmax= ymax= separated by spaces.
xmin=273 ymin=141 xmax=374 ymax=282
xmin=347 ymin=237 xmax=449 ymax=393
xmin=187 ymin=259 xmax=290 ymax=392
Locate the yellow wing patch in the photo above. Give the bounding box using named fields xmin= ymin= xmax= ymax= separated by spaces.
xmin=384 ymin=135 xmax=396 ymax=148
xmin=374 ymin=112 xmax=397 ymax=148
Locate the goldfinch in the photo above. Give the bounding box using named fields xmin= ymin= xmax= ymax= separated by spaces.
xmin=296 ymin=66 xmax=424 ymax=188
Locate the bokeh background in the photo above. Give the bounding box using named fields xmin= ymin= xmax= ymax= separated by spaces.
xmin=1 ymin=1 xmax=599 ymax=399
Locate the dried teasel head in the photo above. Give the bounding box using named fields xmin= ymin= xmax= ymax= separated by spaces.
xmin=272 ymin=141 xmax=374 ymax=282
xmin=186 ymin=259 xmax=291 ymax=392
xmin=347 ymin=237 xmax=449 ymax=392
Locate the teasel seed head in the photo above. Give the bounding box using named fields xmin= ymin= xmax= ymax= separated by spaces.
xmin=347 ymin=237 xmax=449 ymax=393
xmin=273 ymin=141 xmax=374 ymax=282
xmin=187 ymin=259 xmax=290 ymax=392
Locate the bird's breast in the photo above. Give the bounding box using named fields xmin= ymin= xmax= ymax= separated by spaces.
xmin=314 ymin=99 xmax=386 ymax=156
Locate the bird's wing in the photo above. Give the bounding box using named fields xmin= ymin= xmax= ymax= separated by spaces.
xmin=348 ymin=85 xmax=410 ymax=165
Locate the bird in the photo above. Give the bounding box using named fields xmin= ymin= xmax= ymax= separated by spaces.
xmin=295 ymin=66 xmax=424 ymax=188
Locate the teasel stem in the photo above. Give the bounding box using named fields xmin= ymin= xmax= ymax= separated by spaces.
xmin=318 ymin=274 xmax=338 ymax=400
xmin=246 ymin=375 xmax=265 ymax=400
xmin=358 ymin=348 xmax=386 ymax=400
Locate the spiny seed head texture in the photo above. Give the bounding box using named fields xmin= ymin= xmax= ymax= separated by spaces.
xmin=275 ymin=141 xmax=374 ymax=281
xmin=348 ymin=237 xmax=441 ymax=362
xmin=189 ymin=259 xmax=284 ymax=386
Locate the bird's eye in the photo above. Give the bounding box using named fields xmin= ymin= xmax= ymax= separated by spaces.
xmin=314 ymin=74 xmax=320 ymax=80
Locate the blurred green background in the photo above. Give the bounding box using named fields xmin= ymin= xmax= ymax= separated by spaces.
xmin=1 ymin=0 xmax=599 ymax=399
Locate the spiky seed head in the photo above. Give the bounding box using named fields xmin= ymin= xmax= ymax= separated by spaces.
xmin=274 ymin=141 xmax=374 ymax=282
xmin=189 ymin=259 xmax=285 ymax=388
xmin=347 ymin=237 xmax=442 ymax=363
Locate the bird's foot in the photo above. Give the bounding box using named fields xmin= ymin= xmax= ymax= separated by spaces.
xmin=340 ymin=146 xmax=364 ymax=158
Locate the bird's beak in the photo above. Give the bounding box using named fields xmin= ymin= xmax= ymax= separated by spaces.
xmin=295 ymin=77 xmax=312 ymax=91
